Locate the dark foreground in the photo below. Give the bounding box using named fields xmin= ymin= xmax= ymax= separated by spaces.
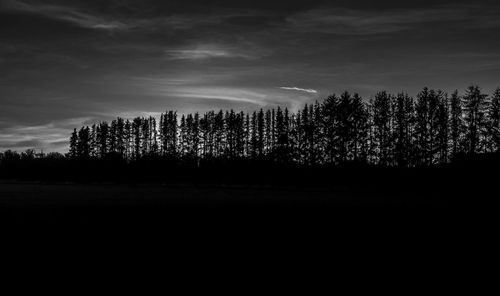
xmin=1 ymin=181 xmax=455 ymax=229
xmin=1 ymin=181 xmax=490 ymax=283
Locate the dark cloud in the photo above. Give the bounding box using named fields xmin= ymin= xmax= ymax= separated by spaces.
xmin=286 ymin=6 xmax=483 ymax=35
xmin=0 ymin=139 xmax=43 ymax=149
xmin=1 ymin=0 xmax=500 ymax=151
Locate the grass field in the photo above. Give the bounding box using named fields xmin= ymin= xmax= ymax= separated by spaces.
xmin=0 ymin=181 xmax=452 ymax=206
xmin=0 ymin=181 xmax=468 ymax=267
xmin=1 ymin=181 xmax=451 ymax=226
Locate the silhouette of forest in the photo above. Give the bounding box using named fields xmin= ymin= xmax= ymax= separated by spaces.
xmin=1 ymin=85 xmax=500 ymax=196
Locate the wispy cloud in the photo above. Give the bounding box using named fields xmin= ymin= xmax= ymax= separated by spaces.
xmin=286 ymin=5 xmax=500 ymax=35
xmin=171 ymin=87 xmax=269 ymax=106
xmin=0 ymin=117 xmax=95 ymax=152
xmin=2 ymin=0 xmax=128 ymax=30
xmin=166 ymin=49 xmax=244 ymax=60
xmin=165 ymin=45 xmax=260 ymax=60
xmin=279 ymin=86 xmax=318 ymax=94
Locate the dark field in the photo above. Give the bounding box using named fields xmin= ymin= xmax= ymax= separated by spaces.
xmin=0 ymin=181 xmax=478 ymax=272
xmin=0 ymin=181 xmax=452 ymax=207
xmin=1 ymin=181 xmax=452 ymax=227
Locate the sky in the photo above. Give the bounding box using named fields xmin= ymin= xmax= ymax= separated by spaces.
xmin=1 ymin=0 xmax=500 ymax=152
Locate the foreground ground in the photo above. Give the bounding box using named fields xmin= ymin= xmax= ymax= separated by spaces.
xmin=0 ymin=181 xmax=452 ymax=207
xmin=1 ymin=181 xmax=482 ymax=273
xmin=1 ymin=181 xmax=452 ymax=227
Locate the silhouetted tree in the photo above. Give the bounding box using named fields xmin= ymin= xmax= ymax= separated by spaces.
xmin=77 ymin=126 xmax=90 ymax=159
xmin=414 ymin=88 xmax=431 ymax=165
xmin=132 ymin=117 xmax=142 ymax=159
xmin=337 ymin=92 xmax=352 ymax=163
xmin=257 ymin=109 xmax=265 ymax=157
xmin=449 ymin=90 xmax=463 ymax=158
xmin=288 ymin=112 xmax=300 ymax=163
xmin=90 ymin=124 xmax=98 ymax=158
xmin=487 ymin=88 xmax=500 ymax=152
xmin=116 ymin=117 xmax=126 ymax=157
xmin=322 ymin=95 xmax=339 ymax=164
xmin=463 ymin=85 xmax=489 ymax=154
xmin=124 ymin=119 xmax=132 ymax=159
xmin=275 ymin=107 xmax=289 ymax=162
xmin=192 ymin=113 xmax=200 ymax=158
xmin=109 ymin=119 xmax=118 ymax=154
xmin=436 ymin=93 xmax=449 ymax=163
xmin=161 ymin=111 xmax=178 ymax=157
xmin=391 ymin=93 xmax=407 ymax=167
xmin=214 ymin=110 xmax=225 ymax=158
xmin=200 ymin=112 xmax=212 ymax=158
xmin=250 ymin=111 xmax=258 ymax=159
xmin=62 ymin=84 xmax=500 ymax=172
xmin=372 ymin=91 xmax=392 ymax=165
xmin=97 ymin=121 xmax=109 ymax=158
xmin=235 ymin=111 xmax=246 ymax=158
xmin=141 ymin=117 xmax=150 ymax=155
xmin=69 ymin=128 xmax=78 ymax=159
xmin=179 ymin=114 xmax=188 ymax=156
xmin=244 ymin=113 xmax=250 ymax=158
xmin=350 ymin=93 xmax=369 ymax=162
xmin=264 ymin=109 xmax=273 ymax=155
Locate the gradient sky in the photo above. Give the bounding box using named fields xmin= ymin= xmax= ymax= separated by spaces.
xmin=1 ymin=0 xmax=500 ymax=152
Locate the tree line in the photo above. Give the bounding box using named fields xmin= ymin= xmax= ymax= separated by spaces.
xmin=64 ymin=85 xmax=500 ymax=167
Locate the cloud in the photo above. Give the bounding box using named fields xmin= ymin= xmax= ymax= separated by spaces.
xmin=176 ymin=93 xmax=265 ymax=106
xmin=0 ymin=139 xmax=43 ymax=149
xmin=171 ymin=87 xmax=269 ymax=106
xmin=285 ymin=5 xmax=497 ymax=35
xmin=165 ymin=45 xmax=260 ymax=60
xmin=166 ymin=49 xmax=243 ymax=60
xmin=1 ymin=0 xmax=129 ymax=30
xmin=0 ymin=117 xmax=94 ymax=152
xmin=279 ymin=86 xmax=318 ymax=94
